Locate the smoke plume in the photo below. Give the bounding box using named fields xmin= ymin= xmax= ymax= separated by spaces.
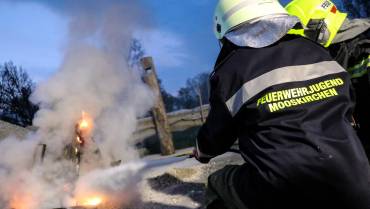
xmin=0 ymin=0 xmax=156 ymax=208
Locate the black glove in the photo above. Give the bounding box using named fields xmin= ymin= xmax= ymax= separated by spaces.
xmin=193 ymin=148 xmax=212 ymax=164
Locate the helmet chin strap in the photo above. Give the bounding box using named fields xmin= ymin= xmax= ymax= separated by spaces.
xmin=218 ymin=40 xmax=223 ymax=49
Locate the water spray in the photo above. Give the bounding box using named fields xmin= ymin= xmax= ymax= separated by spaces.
xmin=50 ymin=148 xmax=241 ymax=209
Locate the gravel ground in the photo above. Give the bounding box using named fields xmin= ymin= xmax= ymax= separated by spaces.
xmin=129 ymin=152 xmax=244 ymax=209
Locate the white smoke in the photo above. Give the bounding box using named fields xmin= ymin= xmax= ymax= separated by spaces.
xmin=32 ymin=1 xmax=153 ymax=164
xmin=0 ymin=1 xmax=156 ymax=208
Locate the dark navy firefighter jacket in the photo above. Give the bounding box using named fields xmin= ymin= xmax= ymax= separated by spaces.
xmin=197 ymin=35 xmax=370 ymax=209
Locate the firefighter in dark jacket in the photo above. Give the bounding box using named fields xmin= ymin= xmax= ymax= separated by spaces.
xmin=332 ymin=20 xmax=370 ymax=155
xmin=194 ymin=0 xmax=370 ymax=209
xmin=286 ymin=0 xmax=370 ymax=157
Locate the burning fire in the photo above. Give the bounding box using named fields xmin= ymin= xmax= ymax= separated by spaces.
xmin=9 ymin=193 xmax=37 ymax=209
xmin=82 ymin=196 xmax=103 ymax=206
xmin=78 ymin=111 xmax=93 ymax=132
xmin=79 ymin=118 xmax=89 ymax=130
xmin=73 ymin=195 xmax=105 ymax=208
xmin=76 ymin=111 xmax=94 ymax=140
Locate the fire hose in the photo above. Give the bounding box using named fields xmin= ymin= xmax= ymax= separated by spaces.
xmin=143 ymin=148 xmax=241 ymax=169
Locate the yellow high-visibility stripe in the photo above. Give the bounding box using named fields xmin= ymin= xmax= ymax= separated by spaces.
xmin=348 ymin=55 xmax=370 ymax=78
xmin=226 ymin=61 xmax=345 ymax=116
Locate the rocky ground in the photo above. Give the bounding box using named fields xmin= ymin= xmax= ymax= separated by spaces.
xmin=130 ymin=151 xmax=244 ymax=209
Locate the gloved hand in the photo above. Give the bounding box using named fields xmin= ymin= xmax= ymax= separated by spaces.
xmin=193 ymin=148 xmax=212 ymax=164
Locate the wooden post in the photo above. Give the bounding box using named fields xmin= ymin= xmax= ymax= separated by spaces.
xmin=195 ymin=86 xmax=205 ymax=123
xmin=141 ymin=57 xmax=175 ymax=155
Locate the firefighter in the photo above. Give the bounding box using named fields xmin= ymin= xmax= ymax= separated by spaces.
xmin=193 ymin=0 xmax=370 ymax=209
xmin=286 ymin=0 xmax=370 ymax=157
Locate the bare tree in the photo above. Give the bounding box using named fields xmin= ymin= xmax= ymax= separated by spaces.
xmin=177 ymin=72 xmax=210 ymax=110
xmin=158 ymin=79 xmax=179 ymax=112
xmin=128 ymin=38 xmax=146 ymax=71
xmin=0 ymin=61 xmax=39 ymax=126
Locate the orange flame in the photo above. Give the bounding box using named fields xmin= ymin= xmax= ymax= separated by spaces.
xmin=9 ymin=193 xmax=37 ymax=209
xmin=77 ymin=111 xmax=93 ymax=137
xmin=79 ymin=119 xmax=89 ymax=130
xmin=74 ymin=195 xmax=104 ymax=207
xmin=82 ymin=196 xmax=103 ymax=206
xmin=78 ymin=111 xmax=90 ymax=130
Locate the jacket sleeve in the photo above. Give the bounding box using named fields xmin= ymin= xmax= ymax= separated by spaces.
xmin=196 ymin=73 xmax=238 ymax=157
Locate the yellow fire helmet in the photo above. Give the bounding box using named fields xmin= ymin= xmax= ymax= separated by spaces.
xmin=214 ymin=0 xmax=289 ymax=40
xmin=285 ymin=0 xmax=347 ymax=47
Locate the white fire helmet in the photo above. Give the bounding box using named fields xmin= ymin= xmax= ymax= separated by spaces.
xmin=214 ymin=0 xmax=300 ymax=48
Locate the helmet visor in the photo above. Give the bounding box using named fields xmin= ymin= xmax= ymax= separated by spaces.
xmin=225 ymin=15 xmax=300 ymax=48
